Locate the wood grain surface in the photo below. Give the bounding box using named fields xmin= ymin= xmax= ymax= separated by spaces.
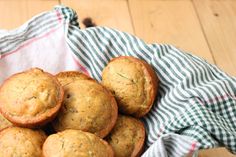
xmin=0 ymin=0 xmax=235 ymax=156
xmin=0 ymin=0 xmax=58 ymax=29
xmin=193 ymin=0 xmax=236 ymax=76
xmin=128 ymin=0 xmax=214 ymax=63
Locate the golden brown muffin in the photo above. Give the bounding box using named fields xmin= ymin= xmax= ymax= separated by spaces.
xmin=0 ymin=127 xmax=47 ymax=157
xmin=0 ymin=68 xmax=64 ymax=128
xmin=106 ymin=115 xmax=145 ymax=157
xmin=102 ymin=56 xmax=158 ymax=117
xmin=0 ymin=113 xmax=12 ymax=130
xmin=52 ymin=79 xmax=118 ymax=138
xmin=56 ymin=71 xmax=92 ymax=86
xmin=43 ymin=129 xmax=114 ymax=157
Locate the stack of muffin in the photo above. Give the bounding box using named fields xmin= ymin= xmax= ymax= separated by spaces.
xmin=0 ymin=56 xmax=158 ymax=157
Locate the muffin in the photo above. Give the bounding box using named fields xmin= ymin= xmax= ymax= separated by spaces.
xmin=52 ymin=79 xmax=118 ymax=138
xmin=0 ymin=113 xmax=12 ymax=130
xmin=56 ymin=71 xmax=92 ymax=86
xmin=0 ymin=68 xmax=64 ymax=128
xmin=106 ymin=115 xmax=145 ymax=157
xmin=0 ymin=127 xmax=47 ymax=157
xmin=102 ymin=56 xmax=158 ymax=117
xmin=43 ymin=129 xmax=114 ymax=157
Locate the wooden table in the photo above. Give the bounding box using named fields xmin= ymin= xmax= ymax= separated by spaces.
xmin=0 ymin=0 xmax=235 ymax=156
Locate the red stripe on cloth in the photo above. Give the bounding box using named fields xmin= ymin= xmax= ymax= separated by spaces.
xmin=157 ymin=125 xmax=164 ymax=138
xmin=72 ymin=55 xmax=89 ymax=75
xmin=188 ymin=142 xmax=197 ymax=155
xmin=56 ymin=10 xmax=62 ymax=23
xmin=195 ymin=94 xmax=236 ymax=106
xmin=1 ymin=25 xmax=61 ymax=58
xmin=205 ymin=94 xmax=236 ymax=104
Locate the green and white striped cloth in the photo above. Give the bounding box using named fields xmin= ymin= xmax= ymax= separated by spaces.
xmin=0 ymin=6 xmax=235 ymax=157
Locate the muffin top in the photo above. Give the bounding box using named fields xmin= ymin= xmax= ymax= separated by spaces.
xmin=106 ymin=115 xmax=145 ymax=157
xmin=0 ymin=68 xmax=64 ymax=127
xmin=53 ymin=79 xmax=118 ymax=138
xmin=43 ymin=129 xmax=114 ymax=157
xmin=0 ymin=113 xmax=12 ymax=130
xmin=56 ymin=71 xmax=91 ymax=86
xmin=0 ymin=127 xmax=46 ymax=157
xmin=102 ymin=56 xmax=158 ymax=117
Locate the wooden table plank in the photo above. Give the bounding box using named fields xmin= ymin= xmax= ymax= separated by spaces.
xmin=60 ymin=0 xmax=134 ymax=34
xmin=0 ymin=0 xmax=59 ymax=30
xmin=128 ymin=0 xmax=214 ymax=64
xmin=193 ymin=0 xmax=236 ymax=76
xmin=199 ymin=148 xmax=236 ymax=157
